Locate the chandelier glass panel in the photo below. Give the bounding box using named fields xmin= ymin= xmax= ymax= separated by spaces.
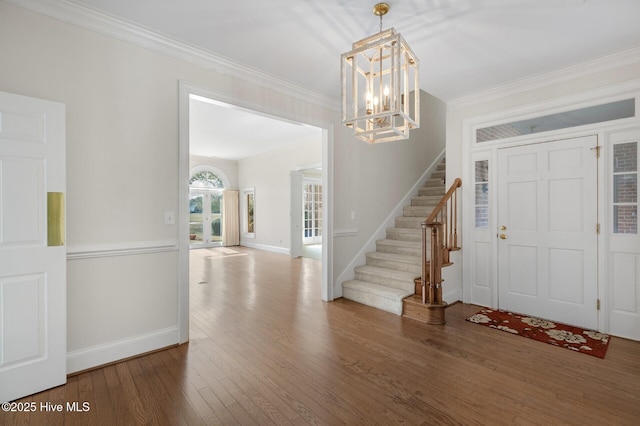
xmin=341 ymin=8 xmax=419 ymax=144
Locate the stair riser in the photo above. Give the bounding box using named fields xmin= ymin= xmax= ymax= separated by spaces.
xmin=354 ymin=270 xmax=414 ymax=292
xmin=342 ymin=288 xmax=403 ymax=315
xmin=413 ymin=194 xmax=443 ymax=203
xmin=385 ymin=229 xmax=422 ymax=242
xmin=403 ymin=206 xmax=433 ymax=217
xmin=395 ymin=217 xmax=424 ymax=229
xmin=417 ymin=187 xmax=445 ymax=196
xmin=423 ymin=178 xmax=444 ymax=187
xmin=366 ymin=257 xmax=422 ymax=274
xmin=376 ymin=243 xmax=422 ymax=257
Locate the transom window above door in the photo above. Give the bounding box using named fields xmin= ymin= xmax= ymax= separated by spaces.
xmin=189 ymin=170 xmax=224 ymax=188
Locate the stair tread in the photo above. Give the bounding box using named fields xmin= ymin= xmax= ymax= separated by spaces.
xmin=355 ymin=265 xmax=417 ymax=280
xmin=366 ymin=251 xmax=421 ymax=265
xmin=343 ymin=280 xmax=414 ymax=299
xmin=377 ymin=239 xmax=421 ymax=247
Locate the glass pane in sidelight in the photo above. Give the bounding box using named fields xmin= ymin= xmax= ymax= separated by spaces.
xmin=475 ymin=183 xmax=489 ymax=205
xmin=475 ymin=160 xmax=489 ymax=182
xmin=475 ymin=207 xmax=489 ymax=229
xmin=613 ymin=205 xmax=638 ymax=234
xmin=614 ymin=174 xmax=637 ymax=203
xmin=613 ymin=142 xmax=637 ymax=173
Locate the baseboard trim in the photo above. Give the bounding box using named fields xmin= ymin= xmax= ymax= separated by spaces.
xmin=443 ymin=288 xmax=463 ymax=305
xmin=66 ymin=326 xmax=180 ymax=374
xmin=240 ymin=241 xmax=289 ymax=256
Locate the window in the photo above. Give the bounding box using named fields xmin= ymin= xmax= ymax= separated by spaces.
xmin=303 ymin=181 xmax=322 ymax=244
xmin=477 ymin=98 xmax=635 ymax=143
xmin=474 ymin=160 xmax=489 ymax=229
xmin=613 ymin=142 xmax=638 ymax=234
xmin=189 ymin=170 xmax=223 ymax=188
xmin=242 ymin=188 xmax=255 ymax=238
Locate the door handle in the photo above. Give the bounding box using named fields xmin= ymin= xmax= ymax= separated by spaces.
xmin=499 ymin=234 xmax=507 ymax=239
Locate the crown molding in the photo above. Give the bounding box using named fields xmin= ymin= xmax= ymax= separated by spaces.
xmin=448 ymin=46 xmax=640 ymax=110
xmin=5 ymin=0 xmax=339 ymax=111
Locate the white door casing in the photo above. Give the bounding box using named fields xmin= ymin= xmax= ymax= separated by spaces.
xmin=290 ymin=171 xmax=303 ymax=257
xmin=497 ymin=135 xmax=598 ymax=329
xmin=0 ymin=91 xmax=66 ymax=402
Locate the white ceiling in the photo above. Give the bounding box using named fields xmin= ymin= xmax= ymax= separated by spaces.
xmin=189 ymin=95 xmax=322 ymax=160
xmin=44 ymin=0 xmax=640 ymax=159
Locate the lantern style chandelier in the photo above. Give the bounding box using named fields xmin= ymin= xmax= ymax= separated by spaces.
xmin=341 ymin=2 xmax=420 ymax=144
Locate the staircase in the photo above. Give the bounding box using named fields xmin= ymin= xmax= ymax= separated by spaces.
xmin=342 ymin=159 xmax=447 ymax=315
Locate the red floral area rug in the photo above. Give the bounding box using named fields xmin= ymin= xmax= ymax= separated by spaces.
xmin=466 ymin=308 xmax=610 ymax=358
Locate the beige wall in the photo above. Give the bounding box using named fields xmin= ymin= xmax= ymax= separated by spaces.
xmin=238 ymin=140 xmax=322 ymax=252
xmin=0 ymin=2 xmax=445 ymax=370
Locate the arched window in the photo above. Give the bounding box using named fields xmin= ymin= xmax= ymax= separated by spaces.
xmin=189 ymin=170 xmax=224 ymax=189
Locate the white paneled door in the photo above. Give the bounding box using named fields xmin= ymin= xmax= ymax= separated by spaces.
xmin=497 ymin=135 xmax=598 ymax=329
xmin=0 ymin=92 xmax=66 ymax=402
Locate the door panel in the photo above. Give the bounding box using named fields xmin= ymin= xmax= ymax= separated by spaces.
xmin=189 ymin=193 xmax=204 ymax=243
xmin=498 ymin=136 xmax=598 ymax=329
xmin=2 ymin=158 xmax=44 ymax=244
xmin=210 ymin=192 xmax=222 ymax=243
xmin=0 ymin=91 xmax=66 ymax=402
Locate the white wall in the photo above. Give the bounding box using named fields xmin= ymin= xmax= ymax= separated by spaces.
xmin=238 ymin=140 xmax=321 ymax=253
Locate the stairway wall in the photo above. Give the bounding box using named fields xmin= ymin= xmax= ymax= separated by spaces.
xmin=333 ymin=90 xmax=447 ymax=298
xmin=335 ymin=149 xmax=446 ymax=297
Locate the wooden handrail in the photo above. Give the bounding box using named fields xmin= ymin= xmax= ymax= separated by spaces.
xmin=424 ymin=178 xmax=462 ymax=224
xmin=420 ymin=178 xmax=462 ymax=305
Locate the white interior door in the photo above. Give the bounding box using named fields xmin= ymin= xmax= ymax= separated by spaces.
xmin=0 ymin=91 xmax=66 ymax=401
xmin=303 ymin=179 xmax=322 ymax=245
xmin=497 ymin=135 xmax=598 ymax=329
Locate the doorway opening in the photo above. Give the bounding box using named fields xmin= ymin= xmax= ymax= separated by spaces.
xmin=178 ymin=81 xmax=333 ymax=343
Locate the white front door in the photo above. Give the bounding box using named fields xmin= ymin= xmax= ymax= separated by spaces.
xmin=497 ymin=135 xmax=598 ymax=329
xmin=0 ymin=91 xmax=66 ymax=402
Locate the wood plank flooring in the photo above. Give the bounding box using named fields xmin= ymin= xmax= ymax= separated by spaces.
xmin=4 ymin=246 xmax=640 ymax=425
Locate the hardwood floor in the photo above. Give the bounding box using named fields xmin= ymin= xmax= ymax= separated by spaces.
xmin=5 ymin=246 xmax=640 ymax=425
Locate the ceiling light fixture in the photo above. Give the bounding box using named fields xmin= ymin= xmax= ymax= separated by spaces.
xmin=341 ymin=2 xmax=420 ymax=144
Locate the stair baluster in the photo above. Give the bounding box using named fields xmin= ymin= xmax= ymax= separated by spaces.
xmin=418 ymin=178 xmax=462 ymax=324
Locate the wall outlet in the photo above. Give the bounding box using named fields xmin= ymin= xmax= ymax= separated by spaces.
xmin=164 ymin=210 xmax=175 ymax=225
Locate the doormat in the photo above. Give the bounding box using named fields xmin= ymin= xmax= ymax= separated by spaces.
xmin=466 ymin=308 xmax=610 ymax=358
